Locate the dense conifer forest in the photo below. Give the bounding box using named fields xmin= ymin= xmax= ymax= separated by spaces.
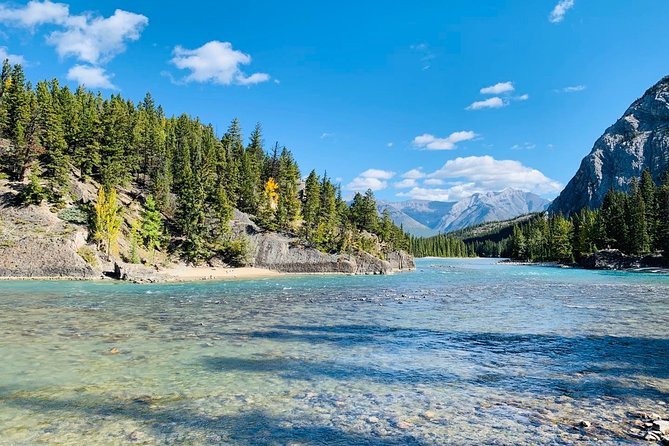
xmin=0 ymin=62 xmax=410 ymax=264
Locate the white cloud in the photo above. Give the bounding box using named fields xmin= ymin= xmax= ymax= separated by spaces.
xmin=66 ymin=64 xmax=116 ymax=89
xmin=46 ymin=9 xmax=148 ymax=64
xmin=346 ymin=177 xmax=389 ymax=191
xmin=236 ymin=72 xmax=270 ymax=86
xmin=401 ymin=168 xmax=426 ymax=179
xmin=397 ymin=156 xmax=561 ymax=201
xmin=359 ymin=168 xmax=395 ymax=180
xmin=560 ymin=85 xmax=586 ymax=93
xmin=394 ymin=178 xmax=417 ymax=189
xmin=428 ymin=155 xmax=562 ymax=194
xmin=515 ymin=93 xmax=529 ymax=101
xmin=480 ymin=81 xmax=514 ymax=95
xmin=170 ymin=40 xmax=270 ymax=86
xmin=320 ymin=132 xmax=334 ymax=139
xmin=423 ymin=178 xmax=444 ymax=186
xmin=549 ymin=0 xmax=575 ymax=23
xmin=0 ymin=47 xmax=25 ymax=64
xmin=0 ymin=0 xmax=69 ymax=27
xmin=466 ymin=97 xmax=506 ymax=110
xmin=398 ymin=183 xmax=481 ymax=202
xmin=412 ymin=130 xmax=477 ymax=150
xmin=345 ymin=168 xmax=396 ymax=191
xmin=0 ymin=2 xmax=147 ymax=88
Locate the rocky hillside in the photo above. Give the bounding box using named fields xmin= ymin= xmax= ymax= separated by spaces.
xmin=380 ymin=188 xmax=550 ymax=236
xmin=0 ymin=178 xmax=414 ymax=280
xmin=550 ymin=75 xmax=669 ymax=215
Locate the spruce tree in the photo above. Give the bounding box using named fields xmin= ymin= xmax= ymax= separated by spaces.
xmin=301 ymin=170 xmax=321 ymax=241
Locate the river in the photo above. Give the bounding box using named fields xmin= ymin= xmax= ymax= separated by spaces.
xmin=1 ymin=258 xmax=668 ymax=445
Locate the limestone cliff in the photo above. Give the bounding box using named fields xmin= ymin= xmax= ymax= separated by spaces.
xmin=550 ymin=75 xmax=669 ymax=215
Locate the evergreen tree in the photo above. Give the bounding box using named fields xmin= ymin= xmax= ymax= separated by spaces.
xmin=640 ymin=169 xmax=657 ymax=249
xmin=301 ymin=169 xmax=321 ymax=241
xmin=140 ymin=194 xmax=163 ymax=256
xmin=627 ymin=179 xmax=649 ymax=254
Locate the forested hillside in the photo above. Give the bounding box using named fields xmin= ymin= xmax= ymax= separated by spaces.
xmin=0 ymin=62 xmax=409 ymax=266
xmin=510 ymin=170 xmax=669 ymax=263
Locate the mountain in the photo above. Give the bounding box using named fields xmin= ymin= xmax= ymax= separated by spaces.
xmin=379 ymin=189 xmax=550 ymax=236
xmin=550 ymin=75 xmax=669 ymax=215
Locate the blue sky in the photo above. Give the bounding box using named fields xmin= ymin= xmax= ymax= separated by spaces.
xmin=1 ymin=0 xmax=668 ymax=202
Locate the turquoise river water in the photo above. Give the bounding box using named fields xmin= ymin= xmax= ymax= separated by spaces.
xmin=1 ymin=258 xmax=669 ymax=445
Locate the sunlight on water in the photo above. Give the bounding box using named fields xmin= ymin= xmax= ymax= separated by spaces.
xmin=1 ymin=259 xmax=668 ymax=445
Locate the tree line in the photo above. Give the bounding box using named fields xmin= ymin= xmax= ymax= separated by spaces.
xmin=0 ymin=62 xmax=410 ymax=264
xmin=510 ymin=170 xmax=669 ymax=262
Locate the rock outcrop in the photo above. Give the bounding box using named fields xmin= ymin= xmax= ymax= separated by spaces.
xmin=550 ymin=75 xmax=669 ymax=215
xmin=580 ymin=249 xmax=666 ymax=270
xmin=233 ymin=210 xmax=415 ymax=275
xmin=0 ymin=200 xmax=97 ymax=278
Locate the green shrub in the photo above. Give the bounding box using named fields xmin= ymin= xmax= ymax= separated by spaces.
xmin=217 ymin=236 xmax=250 ymax=267
xmin=58 ymin=206 xmax=89 ymax=225
xmin=77 ymin=246 xmax=98 ymax=267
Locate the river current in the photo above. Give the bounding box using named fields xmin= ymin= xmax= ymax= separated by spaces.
xmin=1 ymin=258 xmax=668 ymax=445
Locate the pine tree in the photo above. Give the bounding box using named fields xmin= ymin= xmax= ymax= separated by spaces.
xmin=627 ymin=179 xmax=649 ymax=254
xmin=640 ymin=169 xmax=657 ymax=250
xmin=511 ymin=225 xmax=527 ymax=260
xmin=140 ymin=194 xmax=163 ymax=256
xmin=36 ymin=80 xmax=69 ymax=202
xmin=176 ymin=178 xmax=209 ymax=263
xmin=276 ymin=148 xmax=301 ymax=231
xmin=301 ymin=170 xmax=321 ymax=241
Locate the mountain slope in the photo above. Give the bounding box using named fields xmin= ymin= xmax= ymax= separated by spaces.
xmin=433 ymin=189 xmax=550 ymax=233
xmin=381 ymin=189 xmax=550 ymax=236
xmin=550 ymin=75 xmax=669 ymax=215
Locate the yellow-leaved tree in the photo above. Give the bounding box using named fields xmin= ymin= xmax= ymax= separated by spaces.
xmin=93 ymin=186 xmax=122 ymax=259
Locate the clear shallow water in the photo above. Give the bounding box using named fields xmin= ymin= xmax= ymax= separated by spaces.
xmin=0 ymin=259 xmax=668 ymax=445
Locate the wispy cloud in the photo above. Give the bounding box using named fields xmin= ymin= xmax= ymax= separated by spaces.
xmin=558 ymin=85 xmax=586 ymax=93
xmin=345 ymin=168 xmax=396 ymax=191
xmin=466 ymin=97 xmax=506 ymax=110
xmin=170 ymin=40 xmax=270 ymax=86
xmin=320 ymin=132 xmax=334 ymax=139
xmin=410 ymin=42 xmax=435 ymax=70
xmin=511 ymin=142 xmax=536 ymax=151
xmin=480 ymin=81 xmax=514 ymax=95
xmin=549 ymin=0 xmax=575 ymax=23
xmin=412 ymin=131 xmax=477 ymax=150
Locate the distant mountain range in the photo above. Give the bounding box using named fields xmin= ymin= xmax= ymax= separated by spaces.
xmin=379 ymin=188 xmax=551 ymax=236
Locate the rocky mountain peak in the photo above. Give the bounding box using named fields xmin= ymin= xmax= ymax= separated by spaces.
xmin=549 ymin=75 xmax=669 ymax=215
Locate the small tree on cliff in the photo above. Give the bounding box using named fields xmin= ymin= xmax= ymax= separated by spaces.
xmin=93 ymin=186 xmax=122 ymax=259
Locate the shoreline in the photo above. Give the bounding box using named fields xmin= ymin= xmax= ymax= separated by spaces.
xmin=0 ymin=265 xmax=416 ymax=283
xmin=497 ymin=259 xmax=669 ymax=274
